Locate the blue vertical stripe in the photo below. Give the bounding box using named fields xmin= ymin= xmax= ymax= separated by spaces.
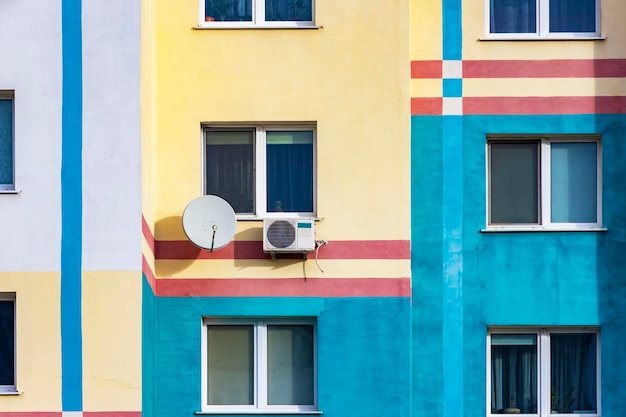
xmin=441 ymin=115 xmax=464 ymax=417
xmin=61 ymin=0 xmax=83 ymax=411
xmin=442 ymin=0 xmax=462 ymax=60
xmin=442 ymin=0 xmax=463 ymax=414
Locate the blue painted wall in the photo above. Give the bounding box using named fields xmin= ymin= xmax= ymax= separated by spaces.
xmin=411 ymin=114 xmax=626 ymax=417
xmin=142 ymin=278 xmax=156 ymax=417
xmin=146 ymin=296 xmax=410 ymax=417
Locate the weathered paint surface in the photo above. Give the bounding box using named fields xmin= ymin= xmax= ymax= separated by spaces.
xmin=141 ymin=1 xmax=411 ymax=416
xmin=146 ymin=295 xmax=410 ymax=417
xmin=411 ymin=1 xmax=626 ymax=417
xmin=0 ymin=0 xmax=142 ymax=414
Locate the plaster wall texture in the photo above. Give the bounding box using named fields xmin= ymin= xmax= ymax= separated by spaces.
xmin=0 ymin=272 xmax=62 ymax=411
xmin=0 ymin=0 xmax=62 ymax=271
xmin=149 ymin=0 xmax=410 ymax=243
xmin=81 ymin=0 xmax=143 ymax=272
xmin=147 ymin=295 xmax=410 ymax=417
xmin=411 ymin=113 xmax=626 ymax=417
xmin=0 ymin=0 xmax=143 ymax=413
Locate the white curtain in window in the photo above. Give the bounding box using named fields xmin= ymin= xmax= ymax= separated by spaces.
xmin=207 ymin=325 xmax=254 ymax=405
xmin=267 ymin=325 xmax=314 ymax=405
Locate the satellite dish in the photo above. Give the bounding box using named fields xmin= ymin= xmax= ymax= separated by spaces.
xmin=182 ymin=195 xmax=237 ymax=252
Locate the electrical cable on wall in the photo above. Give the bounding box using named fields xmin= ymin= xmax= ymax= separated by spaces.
xmin=314 ymin=240 xmax=328 ymax=273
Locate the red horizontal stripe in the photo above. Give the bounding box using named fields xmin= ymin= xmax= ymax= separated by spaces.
xmin=411 ymin=60 xmax=442 ymax=78
xmin=463 ymin=59 xmax=626 ymax=79
xmin=411 ymin=97 xmax=442 ymax=115
xmin=142 ymin=254 xmax=157 ymax=293
xmin=156 ymin=278 xmax=410 ymax=297
xmin=464 ymin=96 xmax=626 ymax=115
xmin=155 ymin=240 xmax=410 ymax=260
xmin=142 ymin=215 xmax=155 ymax=255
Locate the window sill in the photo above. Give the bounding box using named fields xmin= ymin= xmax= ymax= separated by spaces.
xmin=195 ymin=411 xmax=322 ymax=415
xmin=0 ymin=391 xmax=22 ymax=396
xmin=481 ymin=227 xmax=607 ymax=233
xmin=0 ymin=189 xmax=19 ymax=194
xmin=236 ymin=215 xmax=321 ymax=221
xmin=193 ymin=24 xmax=320 ymax=30
xmin=479 ymin=35 xmax=606 ymax=41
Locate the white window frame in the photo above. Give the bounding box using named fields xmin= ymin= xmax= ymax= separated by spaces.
xmin=202 ymin=123 xmax=317 ymax=220
xmin=487 ymin=327 xmax=601 ymax=417
xmin=0 ymin=293 xmax=16 ymax=394
xmin=485 ymin=135 xmax=602 ymax=231
xmin=201 ymin=318 xmax=318 ymax=414
xmin=483 ymin=0 xmax=601 ymax=40
xmin=198 ymin=0 xmax=315 ymax=28
xmin=0 ymin=91 xmax=15 ymax=192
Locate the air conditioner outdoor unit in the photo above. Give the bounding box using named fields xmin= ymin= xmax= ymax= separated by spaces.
xmin=263 ymin=218 xmax=316 ymax=253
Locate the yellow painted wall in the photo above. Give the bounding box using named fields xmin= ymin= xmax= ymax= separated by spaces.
xmin=82 ymin=271 xmax=142 ymax=411
xmin=410 ymin=0 xmax=442 ymax=60
xmin=0 ymin=272 xmax=61 ymax=412
xmin=152 ymin=0 xmax=410 ymax=243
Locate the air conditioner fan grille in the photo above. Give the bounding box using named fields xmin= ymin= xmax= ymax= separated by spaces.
xmin=266 ymin=220 xmax=296 ymax=248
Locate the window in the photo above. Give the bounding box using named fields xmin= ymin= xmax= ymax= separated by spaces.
xmin=0 ymin=92 xmax=14 ymax=191
xmin=204 ymin=124 xmax=315 ymax=218
xmin=201 ymin=319 xmax=317 ymax=413
xmin=201 ymin=0 xmax=314 ymax=27
xmin=487 ymin=136 xmax=601 ymax=230
xmin=487 ymin=0 xmax=600 ymax=39
xmin=0 ymin=294 xmax=15 ymax=393
xmin=488 ymin=328 xmax=599 ymax=416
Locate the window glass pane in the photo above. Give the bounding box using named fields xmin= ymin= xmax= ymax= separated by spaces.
xmin=266 ymin=130 xmax=314 ymax=213
xmin=207 ymin=325 xmax=254 ymax=405
xmin=265 ymin=0 xmax=312 ymax=21
xmin=0 ymin=99 xmax=13 ymax=186
xmin=0 ymin=300 xmax=15 ymax=386
xmin=205 ymin=0 xmax=252 ymax=22
xmin=490 ymin=0 xmax=536 ymax=33
xmin=549 ymin=0 xmax=596 ymax=33
xmin=267 ymin=325 xmax=314 ymax=405
xmin=491 ymin=334 xmax=537 ymax=414
xmin=206 ymin=130 xmax=254 ymax=214
xmin=490 ymin=142 xmax=539 ymax=224
xmin=551 ymin=142 xmax=597 ymax=223
xmin=551 ymin=333 xmax=597 ymax=413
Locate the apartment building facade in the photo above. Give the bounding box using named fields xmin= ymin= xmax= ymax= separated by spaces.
xmin=140 ymin=1 xmax=411 ymax=416
xmin=3 ymin=1 xmax=626 ymax=417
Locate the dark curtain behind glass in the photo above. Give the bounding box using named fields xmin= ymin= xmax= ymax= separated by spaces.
xmin=0 ymin=300 xmax=14 ymax=386
xmin=490 ymin=0 xmax=536 ymax=33
xmin=205 ymin=0 xmax=252 ymax=21
xmin=490 ymin=141 xmax=539 ymax=224
xmin=266 ymin=131 xmax=313 ymax=213
xmin=265 ymin=0 xmax=312 ymax=21
xmin=0 ymin=100 xmax=13 ymax=185
xmin=205 ymin=131 xmax=254 ymax=214
xmin=549 ymin=0 xmax=596 ymax=32
xmin=491 ymin=340 xmax=537 ymax=413
xmin=551 ymin=334 xmax=597 ymax=413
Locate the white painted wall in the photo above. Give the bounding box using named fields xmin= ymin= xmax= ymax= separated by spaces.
xmin=82 ymin=0 xmax=142 ymax=271
xmin=0 ymin=1 xmax=63 ymax=271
